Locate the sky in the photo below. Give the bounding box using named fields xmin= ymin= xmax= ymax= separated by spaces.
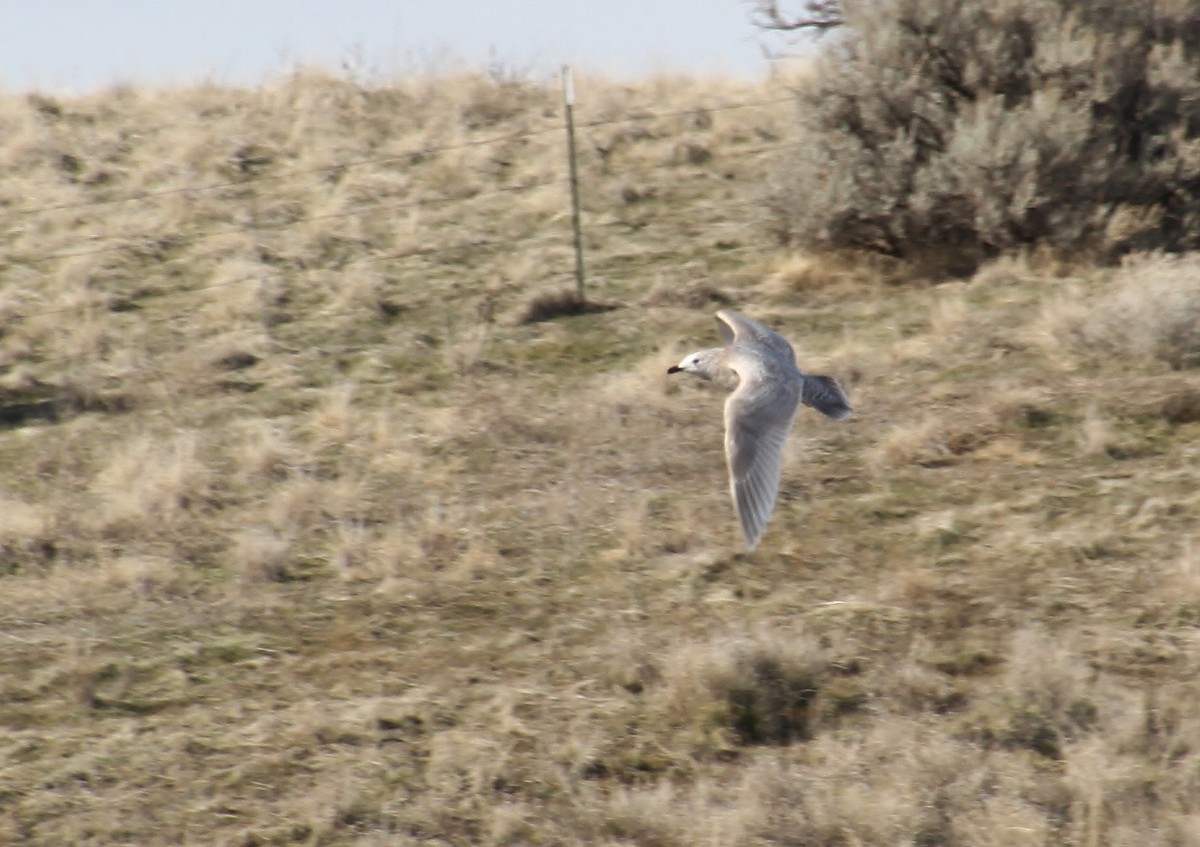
xmin=0 ymin=1 xmax=811 ymax=92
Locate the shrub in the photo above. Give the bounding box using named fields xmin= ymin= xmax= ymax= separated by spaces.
xmin=1040 ymin=253 xmax=1200 ymax=370
xmin=771 ymin=0 xmax=1200 ymax=266
xmin=655 ymin=630 xmax=826 ymax=749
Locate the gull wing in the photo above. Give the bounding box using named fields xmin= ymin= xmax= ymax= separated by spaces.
xmin=723 ymin=357 xmax=802 ymax=550
xmin=715 ymin=310 xmax=797 ymax=366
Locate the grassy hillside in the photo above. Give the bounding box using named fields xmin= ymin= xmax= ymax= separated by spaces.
xmin=1 ymin=68 xmax=1199 ymax=846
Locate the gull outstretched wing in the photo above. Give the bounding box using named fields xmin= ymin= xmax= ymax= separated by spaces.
xmin=715 ymin=310 xmax=797 ymax=366
xmin=723 ymin=356 xmax=802 ymax=549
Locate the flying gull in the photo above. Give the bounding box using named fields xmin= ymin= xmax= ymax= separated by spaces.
xmin=668 ymin=310 xmax=852 ymax=549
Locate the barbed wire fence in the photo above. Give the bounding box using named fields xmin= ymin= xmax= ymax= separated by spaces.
xmin=0 ymin=77 xmax=796 ymax=403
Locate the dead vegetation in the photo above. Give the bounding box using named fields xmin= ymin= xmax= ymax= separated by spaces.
xmin=0 ymin=66 xmax=1198 ymax=846
xmin=1038 ymin=253 xmax=1200 ymax=370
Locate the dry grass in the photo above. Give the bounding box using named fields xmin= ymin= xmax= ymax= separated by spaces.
xmin=0 ymin=67 xmax=1199 ymax=846
xmin=1036 ymin=254 xmax=1200 ymax=370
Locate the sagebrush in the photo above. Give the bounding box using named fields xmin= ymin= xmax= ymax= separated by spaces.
xmin=772 ymin=0 xmax=1200 ymax=265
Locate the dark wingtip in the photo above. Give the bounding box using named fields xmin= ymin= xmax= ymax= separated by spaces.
xmin=820 ymin=401 xmax=853 ymax=422
xmin=802 ymin=374 xmax=853 ymax=421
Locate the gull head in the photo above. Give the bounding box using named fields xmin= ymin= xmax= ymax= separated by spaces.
xmin=667 ymin=348 xmax=723 ymax=381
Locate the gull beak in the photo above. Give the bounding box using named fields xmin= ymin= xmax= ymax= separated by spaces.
xmin=667 ymin=365 xmax=683 ymax=374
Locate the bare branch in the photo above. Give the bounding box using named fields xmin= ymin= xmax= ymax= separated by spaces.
xmin=749 ymin=0 xmax=845 ymax=32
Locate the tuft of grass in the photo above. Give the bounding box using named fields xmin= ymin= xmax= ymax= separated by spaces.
xmin=89 ymin=429 xmax=213 ymax=533
xmin=513 ymin=288 xmax=620 ymax=324
xmin=1077 ymin=403 xmax=1120 ymax=458
xmin=1039 ymin=254 xmax=1200 ymax=370
xmin=763 ymin=249 xmax=906 ymax=297
xmin=652 ymin=628 xmax=828 ymax=751
xmin=0 ymin=498 xmax=56 ymax=574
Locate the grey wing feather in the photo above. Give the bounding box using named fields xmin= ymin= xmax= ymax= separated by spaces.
xmin=801 ymin=374 xmax=853 ymax=421
xmin=715 ymin=310 xmax=797 ymax=366
xmin=723 ymin=362 xmax=802 ymax=549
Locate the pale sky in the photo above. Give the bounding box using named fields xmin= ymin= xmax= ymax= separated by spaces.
xmin=0 ymin=1 xmax=808 ymax=92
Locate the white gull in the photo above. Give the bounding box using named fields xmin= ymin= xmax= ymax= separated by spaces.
xmin=668 ymin=310 xmax=852 ymax=550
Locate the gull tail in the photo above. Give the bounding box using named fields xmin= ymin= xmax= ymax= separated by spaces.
xmin=802 ymin=374 xmax=852 ymax=421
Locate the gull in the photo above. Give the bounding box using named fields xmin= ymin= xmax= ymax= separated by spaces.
xmin=668 ymin=310 xmax=852 ymax=550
